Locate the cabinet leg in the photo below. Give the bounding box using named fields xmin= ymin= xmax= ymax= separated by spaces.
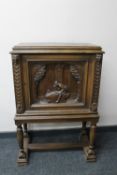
xmin=16 ymin=125 xmax=28 ymax=165
xmin=84 ymin=122 xmax=96 ymax=161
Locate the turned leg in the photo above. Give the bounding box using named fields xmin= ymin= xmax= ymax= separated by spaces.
xmin=88 ymin=124 xmax=96 ymax=155
xmin=17 ymin=125 xmax=26 ymax=158
xmin=16 ymin=125 xmax=27 ymax=165
xmin=84 ymin=122 xmax=97 ymax=161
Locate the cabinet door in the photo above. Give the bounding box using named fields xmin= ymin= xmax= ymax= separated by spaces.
xmin=22 ymin=54 xmax=95 ymax=114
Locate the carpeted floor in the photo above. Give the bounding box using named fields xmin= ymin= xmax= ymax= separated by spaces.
xmin=0 ymin=129 xmax=117 ymax=175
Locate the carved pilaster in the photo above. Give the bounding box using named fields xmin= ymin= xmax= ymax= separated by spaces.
xmin=12 ymin=54 xmax=24 ymax=113
xmin=90 ymin=54 xmax=102 ymax=112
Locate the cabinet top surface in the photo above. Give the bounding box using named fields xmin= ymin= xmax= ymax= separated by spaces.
xmin=11 ymin=43 xmax=104 ymax=54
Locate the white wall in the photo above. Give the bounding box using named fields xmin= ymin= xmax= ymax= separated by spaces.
xmin=0 ymin=0 xmax=117 ymax=131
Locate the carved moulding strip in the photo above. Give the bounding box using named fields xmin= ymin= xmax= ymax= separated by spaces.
xmin=90 ymin=54 xmax=102 ymax=112
xmin=33 ymin=64 xmax=46 ymax=97
xmin=12 ymin=54 xmax=24 ymax=113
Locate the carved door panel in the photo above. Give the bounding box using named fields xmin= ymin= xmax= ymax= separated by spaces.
xmin=22 ymin=55 xmax=95 ymax=111
xmin=29 ymin=62 xmax=87 ymax=105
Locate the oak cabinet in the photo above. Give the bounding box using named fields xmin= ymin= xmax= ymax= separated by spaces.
xmin=11 ymin=43 xmax=104 ymax=165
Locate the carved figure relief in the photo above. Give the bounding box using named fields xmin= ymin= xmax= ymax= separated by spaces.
xmin=45 ymin=81 xmax=70 ymax=103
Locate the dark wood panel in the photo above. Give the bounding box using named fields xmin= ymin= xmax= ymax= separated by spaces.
xmin=29 ymin=61 xmax=87 ymax=105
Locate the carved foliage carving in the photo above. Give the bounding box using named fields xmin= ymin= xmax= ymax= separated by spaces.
xmin=70 ymin=64 xmax=81 ymax=102
xmin=34 ymin=64 xmax=46 ymax=96
xmin=12 ymin=55 xmax=24 ymax=113
xmin=90 ymin=54 xmax=102 ymax=112
xmin=70 ymin=65 xmax=81 ymax=84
